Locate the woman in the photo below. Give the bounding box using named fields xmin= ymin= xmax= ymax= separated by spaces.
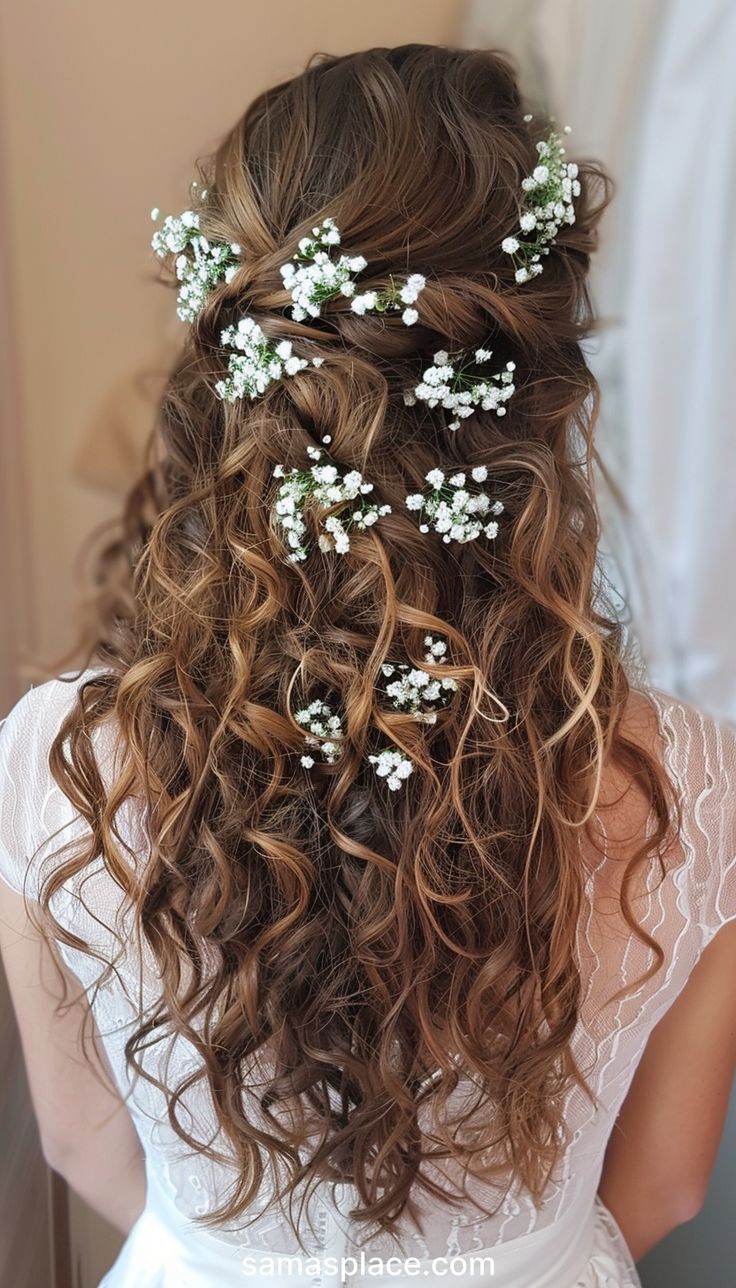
xmin=1 ymin=43 xmax=736 ymax=1288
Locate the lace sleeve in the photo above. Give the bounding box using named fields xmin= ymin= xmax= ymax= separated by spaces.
xmin=0 ymin=685 xmax=45 ymax=896
xmin=649 ymin=688 xmax=736 ymax=953
xmin=0 ymin=674 xmax=95 ymax=901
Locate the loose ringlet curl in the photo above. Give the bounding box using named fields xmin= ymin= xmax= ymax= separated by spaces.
xmin=43 ymin=46 xmax=679 ymax=1252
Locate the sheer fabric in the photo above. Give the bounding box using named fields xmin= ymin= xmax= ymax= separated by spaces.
xmin=1 ymin=670 xmax=735 ymax=1285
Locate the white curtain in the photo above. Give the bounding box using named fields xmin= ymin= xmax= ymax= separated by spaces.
xmin=461 ymin=0 xmax=736 ymax=722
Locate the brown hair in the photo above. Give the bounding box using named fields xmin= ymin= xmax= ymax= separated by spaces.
xmin=40 ymin=44 xmax=677 ymax=1241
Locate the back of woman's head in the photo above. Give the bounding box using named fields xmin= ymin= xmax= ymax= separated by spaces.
xmin=44 ymin=43 xmax=675 ymax=1242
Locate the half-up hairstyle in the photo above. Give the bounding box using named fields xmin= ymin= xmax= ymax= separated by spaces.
xmin=38 ymin=43 xmax=679 ymax=1243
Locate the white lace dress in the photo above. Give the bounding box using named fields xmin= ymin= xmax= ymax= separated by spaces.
xmin=1 ymin=671 xmax=735 ymax=1287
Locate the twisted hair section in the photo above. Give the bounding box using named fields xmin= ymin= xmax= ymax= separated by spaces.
xmin=38 ymin=44 xmax=679 ymax=1240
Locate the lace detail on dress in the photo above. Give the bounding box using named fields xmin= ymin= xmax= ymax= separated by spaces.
xmin=1 ymin=672 xmax=735 ymax=1278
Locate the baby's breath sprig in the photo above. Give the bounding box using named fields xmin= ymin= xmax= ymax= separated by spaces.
xmin=280 ymin=217 xmax=425 ymax=326
xmin=500 ymin=122 xmax=581 ymax=284
xmin=272 ymin=447 xmax=391 ymax=563
xmin=150 ymin=208 xmax=241 ymax=323
xmin=367 ymin=747 xmax=414 ymax=792
xmin=215 ymin=316 xmax=323 ymax=403
xmin=405 ymin=466 xmax=504 ymax=545
xmin=295 ymin=698 xmax=415 ymax=792
xmin=294 ymin=699 xmax=344 ymax=767
xmin=280 ymin=217 xmax=368 ymax=321
xmin=380 ymin=635 xmax=458 ymax=725
xmin=349 ymin=273 xmax=426 ymax=327
xmin=404 ymin=347 xmax=516 ymax=431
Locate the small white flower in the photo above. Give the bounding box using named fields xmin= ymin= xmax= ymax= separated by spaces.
xmin=402 ymin=307 xmax=418 ymax=326
xmin=471 ymin=465 xmax=488 ymax=482
xmin=426 ymin=469 xmax=445 ymax=489
xmin=501 ymin=236 xmax=520 ymax=254
xmin=284 ymin=355 xmax=306 ymax=376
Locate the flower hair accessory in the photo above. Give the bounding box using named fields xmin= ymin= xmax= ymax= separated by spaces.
xmin=150 ymin=208 xmax=241 ymax=323
xmin=405 ymin=467 xmax=504 ymax=544
xmin=405 ymin=347 xmax=516 ymax=431
xmin=349 ymin=274 xmax=426 ymax=326
xmin=215 ymin=316 xmax=323 ymax=403
xmin=280 ymin=218 xmax=368 ymax=320
xmin=367 ymin=747 xmax=414 ymax=791
xmin=295 ymin=699 xmax=344 ymax=767
xmin=380 ymin=635 xmax=458 ymax=725
xmin=280 ymin=217 xmax=425 ymax=326
xmin=273 ymin=447 xmax=391 ymax=562
xmin=501 ymin=121 xmax=581 ymax=283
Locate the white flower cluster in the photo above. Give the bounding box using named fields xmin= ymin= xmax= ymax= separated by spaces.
xmin=214 ymin=316 xmax=323 ymax=403
xmin=273 ymin=447 xmax=391 ymax=562
xmin=405 ymin=347 xmax=516 ymax=431
xmin=380 ymin=635 xmax=458 ymax=725
xmin=280 ymin=217 xmax=425 ymax=326
xmin=500 ymin=123 xmax=581 ymax=284
xmin=350 ymin=273 xmax=426 ymax=327
xmin=367 ymin=747 xmax=414 ymax=792
xmin=150 ymin=208 xmax=241 ymax=323
xmin=405 ymin=466 xmax=504 ymax=544
xmin=294 ymin=698 xmax=344 ymax=767
xmin=280 ymin=217 xmax=368 ymax=321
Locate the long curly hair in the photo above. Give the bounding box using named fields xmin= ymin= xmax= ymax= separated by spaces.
xmin=39 ymin=44 xmax=678 ymax=1240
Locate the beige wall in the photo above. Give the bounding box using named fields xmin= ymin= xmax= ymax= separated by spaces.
xmin=0 ymin=0 xmax=463 ymax=681
xmin=0 ymin=5 xmax=464 ymax=1283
